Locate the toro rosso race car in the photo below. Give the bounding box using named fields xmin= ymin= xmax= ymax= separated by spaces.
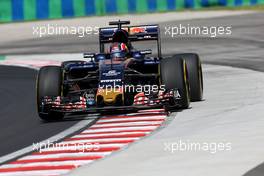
xmin=36 ymin=20 xmax=203 ymax=121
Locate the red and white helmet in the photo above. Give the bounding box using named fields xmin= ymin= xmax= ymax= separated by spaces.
xmin=109 ymin=42 xmax=129 ymax=59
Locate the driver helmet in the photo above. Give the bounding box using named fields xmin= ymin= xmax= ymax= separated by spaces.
xmin=109 ymin=42 xmax=129 ymax=59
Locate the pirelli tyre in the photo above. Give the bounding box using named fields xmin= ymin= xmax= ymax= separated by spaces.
xmin=36 ymin=66 xmax=64 ymax=121
xmin=173 ymin=53 xmax=203 ymax=102
xmin=160 ymin=57 xmax=190 ymax=109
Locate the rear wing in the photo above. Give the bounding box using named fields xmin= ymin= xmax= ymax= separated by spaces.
xmin=99 ymin=25 xmax=162 ymax=58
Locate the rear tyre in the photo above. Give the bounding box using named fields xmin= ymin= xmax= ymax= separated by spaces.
xmin=160 ymin=57 xmax=190 ymax=110
xmin=36 ymin=66 xmax=64 ymax=121
xmin=173 ymin=53 xmax=203 ymax=101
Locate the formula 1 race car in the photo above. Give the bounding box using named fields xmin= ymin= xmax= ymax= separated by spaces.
xmin=36 ymin=20 xmax=203 ymax=121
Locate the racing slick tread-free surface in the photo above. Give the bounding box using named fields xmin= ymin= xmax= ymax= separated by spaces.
xmin=160 ymin=57 xmax=190 ymax=109
xmin=37 ymin=66 xmax=64 ymax=121
xmin=173 ymin=53 xmax=203 ymax=102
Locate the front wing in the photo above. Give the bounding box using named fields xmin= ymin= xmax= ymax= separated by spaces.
xmin=39 ymin=91 xmax=176 ymax=115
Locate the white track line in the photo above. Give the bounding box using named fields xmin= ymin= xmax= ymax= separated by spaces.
xmin=0 ymin=169 xmax=70 ymax=176
xmin=82 ymin=126 xmax=158 ymax=133
xmin=60 ymin=137 xmax=140 ymax=145
xmin=40 ymin=144 xmax=126 ymax=152
xmin=74 ymin=131 xmax=150 ymax=138
xmin=18 ymin=152 xmax=111 ymax=160
xmin=92 ymin=121 xmax=163 ymax=128
xmin=0 ymin=160 xmax=93 ymax=168
xmin=97 ymin=116 xmax=166 ymax=122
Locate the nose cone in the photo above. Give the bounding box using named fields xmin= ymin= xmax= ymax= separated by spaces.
xmin=97 ymin=88 xmax=123 ymax=105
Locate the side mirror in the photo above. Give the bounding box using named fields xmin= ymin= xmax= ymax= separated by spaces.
xmin=140 ymin=49 xmax=152 ymax=55
xmin=83 ymin=53 xmax=95 ymax=59
xmin=95 ymin=54 xmax=107 ymax=62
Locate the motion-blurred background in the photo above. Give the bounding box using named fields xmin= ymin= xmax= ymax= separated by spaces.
xmin=0 ymin=0 xmax=263 ymax=23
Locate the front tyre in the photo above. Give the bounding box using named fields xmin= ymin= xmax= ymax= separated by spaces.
xmin=36 ymin=66 xmax=64 ymax=121
xmin=160 ymin=57 xmax=190 ymax=110
xmin=173 ymin=53 xmax=203 ymax=101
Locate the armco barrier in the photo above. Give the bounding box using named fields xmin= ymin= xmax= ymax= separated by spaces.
xmin=0 ymin=0 xmax=263 ymax=22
